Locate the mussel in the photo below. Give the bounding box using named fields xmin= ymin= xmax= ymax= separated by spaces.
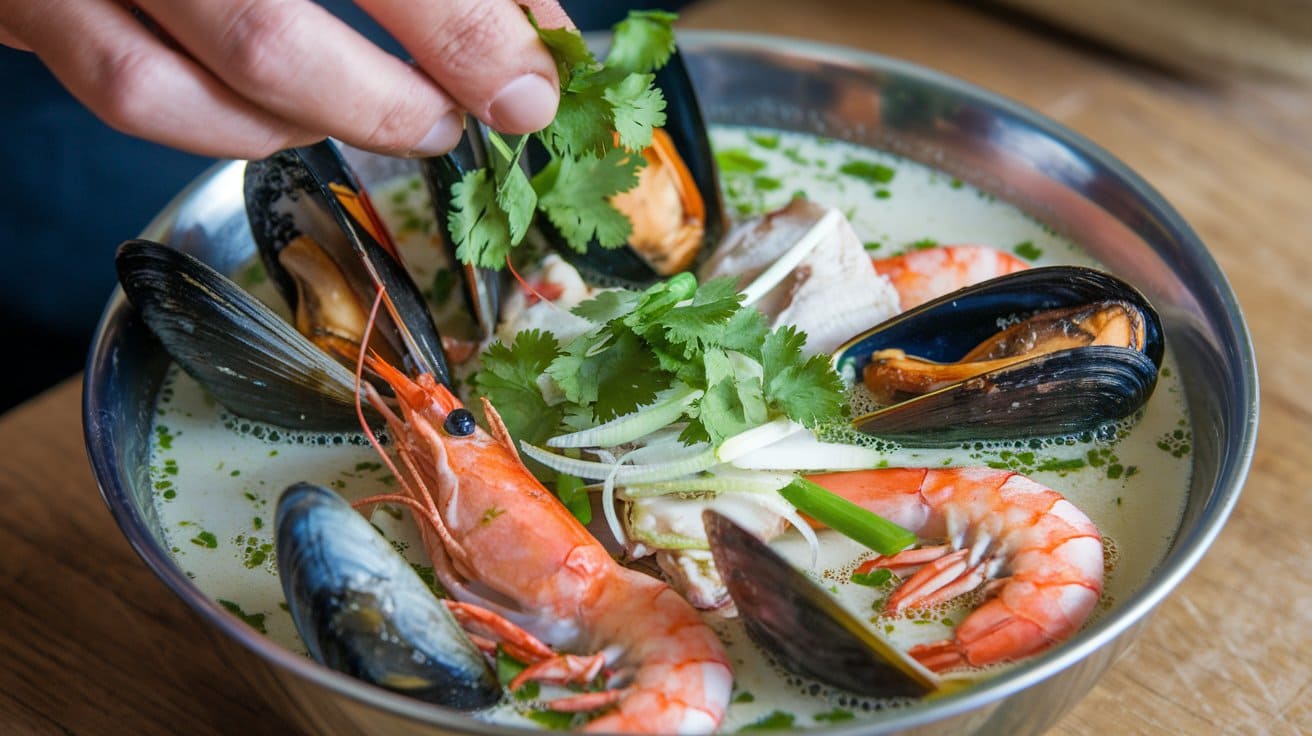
xmin=703 ymin=510 xmax=938 ymax=698
xmin=118 ymin=141 xmax=461 ymax=430
xmin=530 ymin=50 xmax=725 ymax=288
xmin=244 ymin=141 xmax=450 ymax=385
xmin=276 ymin=483 xmax=500 ymax=708
xmin=116 ymin=239 xmax=366 ymax=430
xmin=832 ymin=266 xmax=1164 ymax=444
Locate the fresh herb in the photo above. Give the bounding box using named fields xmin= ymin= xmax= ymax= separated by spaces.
xmin=715 ymin=148 xmax=768 ymax=174
xmin=813 ymin=709 xmax=856 ymax=723
xmin=218 ymin=599 xmax=267 ymax=634
xmin=1013 ymin=240 xmax=1043 ymax=260
xmin=740 ymin=711 xmax=796 ymax=731
xmin=448 ymin=10 xmax=677 ymax=267
xmin=556 ymin=473 xmax=592 ymax=524
xmin=851 ymin=568 xmax=893 ymax=587
xmin=473 ymin=275 xmax=846 ymax=448
xmin=190 ymin=530 xmax=218 ymax=549
xmin=778 ymin=478 xmax=915 ymax=555
xmin=839 ymin=160 xmax=896 ymax=184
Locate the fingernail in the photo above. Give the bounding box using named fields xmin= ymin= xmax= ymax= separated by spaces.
xmin=409 ymin=111 xmax=465 ymax=157
xmin=488 ymin=74 xmax=559 ymax=133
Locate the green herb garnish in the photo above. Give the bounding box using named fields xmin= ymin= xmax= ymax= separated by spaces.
xmin=851 ymin=568 xmax=893 ymax=587
xmin=778 ymin=478 xmax=915 ymax=555
xmin=448 ymin=10 xmax=677 ymax=268
xmin=474 ymin=275 xmax=846 ymax=448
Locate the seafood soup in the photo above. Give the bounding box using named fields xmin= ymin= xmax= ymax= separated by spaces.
xmin=146 ymin=127 xmax=1191 ymax=730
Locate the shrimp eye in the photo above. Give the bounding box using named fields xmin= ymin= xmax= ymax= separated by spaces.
xmin=443 ymin=408 xmax=476 ymax=437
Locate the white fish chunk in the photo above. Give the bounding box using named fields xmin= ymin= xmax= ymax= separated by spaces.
xmin=700 ymin=199 xmax=900 ymax=354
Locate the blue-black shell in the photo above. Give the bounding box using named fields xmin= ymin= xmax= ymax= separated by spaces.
xmin=275 ymin=483 xmax=500 ymax=709
xmin=832 ymin=266 xmax=1164 ymax=444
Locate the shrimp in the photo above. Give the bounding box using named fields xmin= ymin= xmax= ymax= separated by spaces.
xmin=805 ymin=467 xmax=1103 ymax=673
xmin=873 ymin=244 xmax=1029 ymax=310
xmin=360 ymin=359 xmax=732 ymax=734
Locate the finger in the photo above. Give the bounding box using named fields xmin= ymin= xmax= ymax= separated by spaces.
xmin=135 ymin=0 xmax=465 ymax=156
xmin=359 ymin=0 xmax=566 ymax=135
xmin=8 ymin=0 xmax=321 ymax=158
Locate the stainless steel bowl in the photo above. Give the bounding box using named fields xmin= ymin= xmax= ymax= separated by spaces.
xmin=84 ymin=32 xmax=1258 ymax=735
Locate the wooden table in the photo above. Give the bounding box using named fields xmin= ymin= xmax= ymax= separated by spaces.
xmin=2 ymin=1 xmax=1308 ymax=733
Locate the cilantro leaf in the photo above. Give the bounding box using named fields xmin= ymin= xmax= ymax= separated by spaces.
xmin=496 ymin=164 xmax=536 ymax=245
xmin=540 ymin=85 xmax=613 ymax=158
xmin=654 ymin=277 xmax=743 ymax=356
xmin=537 ymin=148 xmax=641 ymax=251
xmin=571 ymin=289 xmax=642 ymax=323
xmin=603 ymin=73 xmax=666 ymax=152
xmin=473 ymin=330 xmax=565 ymax=446
xmin=530 ymin=17 xmax=598 ymax=87
xmin=607 ymin=10 xmax=678 ymax=74
xmin=761 ymin=326 xmax=846 ymax=426
xmin=548 ymin=329 xmax=666 ymax=421
xmin=449 ymin=169 xmax=513 ymax=269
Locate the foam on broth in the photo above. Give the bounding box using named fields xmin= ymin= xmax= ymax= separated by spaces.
xmin=148 ymin=127 xmax=1192 ymax=730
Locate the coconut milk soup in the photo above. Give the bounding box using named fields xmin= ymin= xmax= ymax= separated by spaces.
xmin=149 ymin=127 xmax=1192 ymax=730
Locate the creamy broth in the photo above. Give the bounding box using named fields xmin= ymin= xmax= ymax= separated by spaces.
xmin=149 ymin=127 xmax=1191 ymax=729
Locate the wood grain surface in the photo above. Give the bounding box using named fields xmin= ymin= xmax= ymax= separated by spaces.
xmin=3 ymin=0 xmax=1308 ymax=734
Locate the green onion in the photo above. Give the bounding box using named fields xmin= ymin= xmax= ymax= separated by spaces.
xmin=778 ymin=477 xmax=916 ymax=555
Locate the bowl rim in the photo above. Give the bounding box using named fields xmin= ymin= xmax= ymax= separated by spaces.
xmin=84 ymin=29 xmax=1259 ymax=735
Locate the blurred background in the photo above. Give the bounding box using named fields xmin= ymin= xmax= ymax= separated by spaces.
xmin=2 ymin=0 xmax=1309 ymax=413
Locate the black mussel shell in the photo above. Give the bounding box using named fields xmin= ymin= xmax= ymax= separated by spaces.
xmin=704 ymin=510 xmax=938 ymax=698
xmin=833 ymin=266 xmax=1164 ymax=444
xmin=528 ymin=50 xmax=725 ymax=289
xmin=276 ymin=483 xmax=500 ymax=709
xmin=421 ymin=118 xmax=504 ymax=339
xmin=116 ymin=239 xmax=366 ymax=431
xmin=244 ymin=141 xmax=450 ymax=385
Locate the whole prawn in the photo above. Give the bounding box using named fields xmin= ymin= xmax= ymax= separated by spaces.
xmin=806 ymin=467 xmax=1103 ymax=672
xmin=359 ymin=359 xmax=732 ymax=734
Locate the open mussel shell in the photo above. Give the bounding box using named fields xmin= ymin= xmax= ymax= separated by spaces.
xmin=420 ymin=118 xmax=504 ymax=339
xmin=833 ymin=266 xmax=1165 ymax=444
xmin=116 ymin=239 xmax=366 ymax=431
xmin=704 ymin=510 xmax=938 ymax=698
xmin=529 ymin=49 xmax=725 ymax=289
xmin=245 ymin=140 xmax=450 ymax=385
xmin=276 ymin=482 xmax=500 ymax=709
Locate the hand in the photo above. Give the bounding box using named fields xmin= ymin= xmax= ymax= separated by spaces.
xmin=0 ymin=0 xmax=568 ymax=158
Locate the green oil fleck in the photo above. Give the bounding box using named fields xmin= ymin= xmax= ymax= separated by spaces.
xmin=237 ymin=261 xmax=267 ymax=289
xmin=1013 ymin=240 xmax=1043 ymax=260
xmin=253 ymin=516 xmax=264 ymax=530
xmin=864 ymin=241 xmax=883 ymax=252
xmin=749 ymin=133 xmax=780 ymax=149
xmin=733 ymin=691 xmax=756 ymax=704
xmin=875 ymin=189 xmax=891 ymax=199
xmin=430 ymin=268 xmax=456 ymax=307
xmin=851 ymin=569 xmax=892 ymax=587
xmin=753 ymin=176 xmax=782 ymax=191
xmin=740 ymin=711 xmax=795 ymax=731
xmin=218 ymin=599 xmax=267 ymax=634
xmin=527 ymin=710 xmax=574 ymax=730
xmin=191 ymin=531 xmax=218 ymax=549
xmin=909 ymin=237 xmax=938 ymax=250
xmin=715 ymin=149 xmax=767 ymax=175
xmin=950 ymin=178 xmax=964 ymax=189
xmin=814 ymin=709 xmax=855 ymax=723
xmin=163 ymin=489 xmax=177 ymax=500
xmin=838 ymin=160 xmax=895 ymax=184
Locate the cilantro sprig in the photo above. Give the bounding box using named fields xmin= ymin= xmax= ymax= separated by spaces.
xmin=448 ymin=10 xmax=677 ymax=268
xmin=473 ymin=275 xmax=847 ymax=451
